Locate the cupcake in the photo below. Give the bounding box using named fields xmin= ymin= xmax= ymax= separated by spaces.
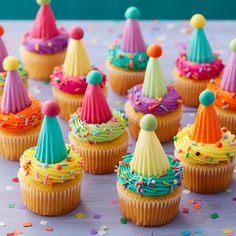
xmin=0 ymin=25 xmax=28 ymax=96
xmin=125 ymin=44 xmax=183 ymax=142
xmin=106 ymin=6 xmax=148 ymax=95
xmin=18 ymin=100 xmax=84 ymax=216
xmin=173 ymin=14 xmax=224 ymax=107
xmin=174 ymin=90 xmax=236 ymax=194
xmin=0 ymin=57 xmax=42 ymax=160
xmin=116 ymin=114 xmax=182 ymax=226
xmin=69 ymin=70 xmax=128 ymax=174
xmin=51 ymin=27 xmax=106 ymax=121
xmin=208 ymin=39 xmax=236 ymax=134
xmin=20 ymin=0 xmax=68 ymax=80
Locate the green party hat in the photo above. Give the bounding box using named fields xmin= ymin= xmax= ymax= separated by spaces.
xmin=35 ymin=100 xmax=68 ymax=164
xmin=142 ymin=44 xmax=167 ymax=98
xmin=187 ymin=14 xmax=215 ymax=63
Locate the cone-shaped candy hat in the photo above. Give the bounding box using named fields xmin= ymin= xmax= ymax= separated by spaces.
xmin=130 ymin=114 xmax=170 ymax=177
xmin=121 ymin=6 xmax=146 ymax=53
xmin=220 ymin=39 xmax=236 ymax=92
xmin=1 ymin=57 xmax=31 ymax=114
xmin=31 ymin=0 xmax=59 ymax=40
xmin=35 ymin=100 xmax=68 ymax=164
xmin=0 ymin=25 xmax=8 ymax=72
xmin=142 ymin=44 xmax=167 ymax=98
xmin=63 ymin=27 xmax=91 ymax=77
xmin=80 ymin=70 xmax=112 ymax=124
xmin=187 ymin=14 xmax=215 ymax=63
xmin=191 ymin=90 xmax=221 ymax=144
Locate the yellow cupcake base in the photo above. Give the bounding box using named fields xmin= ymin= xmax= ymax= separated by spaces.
xmin=125 ymin=101 xmax=182 ymax=142
xmin=117 ymin=182 xmax=182 ymax=227
xmin=69 ymin=131 xmax=129 ymax=174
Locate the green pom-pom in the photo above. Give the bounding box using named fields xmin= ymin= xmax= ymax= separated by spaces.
xmin=140 ymin=114 xmax=157 ymax=131
xmin=199 ymin=90 xmax=215 ymax=106
xmin=229 ymin=39 xmax=236 ymax=52
xmin=86 ymin=70 xmax=102 ymax=84
xmin=125 ymin=6 xmax=140 ymax=19
xmin=36 ymin=0 xmax=51 ymax=5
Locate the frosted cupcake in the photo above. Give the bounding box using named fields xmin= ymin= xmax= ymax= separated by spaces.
xmin=208 ymin=39 xmax=236 ymax=134
xmin=69 ymin=70 xmax=128 ymax=174
xmin=173 ymin=14 xmax=224 ymax=107
xmin=51 ymin=27 xmax=106 ymax=121
xmin=117 ymin=114 xmax=182 ymax=226
xmin=18 ymin=100 xmax=84 ymax=216
xmin=106 ymin=6 xmax=148 ymax=95
xmin=0 ymin=57 xmax=42 ymax=160
xmin=20 ymin=0 xmax=68 ymax=80
xmin=0 ymin=25 xmax=28 ymax=96
xmin=125 ymin=44 xmax=183 ymax=142
xmin=174 ymin=90 xmax=236 ymax=194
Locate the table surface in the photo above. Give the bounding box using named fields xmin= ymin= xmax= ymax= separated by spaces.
xmin=0 ymin=20 xmax=236 ymax=236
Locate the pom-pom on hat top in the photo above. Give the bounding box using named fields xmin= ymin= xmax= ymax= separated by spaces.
xmin=0 ymin=25 xmax=8 ymax=72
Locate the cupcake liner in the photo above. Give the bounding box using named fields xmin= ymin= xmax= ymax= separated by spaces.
xmin=69 ymin=131 xmax=128 ymax=174
xmin=20 ymin=46 xmax=66 ymax=81
xmin=18 ymin=170 xmax=82 ymax=216
xmin=117 ymin=182 xmax=182 ymax=227
xmin=173 ymin=68 xmax=210 ymax=107
xmin=52 ymin=86 xmax=107 ymax=121
xmin=106 ymin=62 xmax=145 ymax=96
xmin=0 ymin=124 xmax=41 ymax=161
xmin=215 ymin=106 xmax=236 ymax=134
xmin=125 ymin=101 xmax=182 ymax=142
xmin=180 ymin=158 xmax=235 ymax=194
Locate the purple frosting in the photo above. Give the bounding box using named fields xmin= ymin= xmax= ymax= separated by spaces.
xmin=21 ymin=29 xmax=68 ymax=55
xmin=128 ymin=84 xmax=183 ymax=115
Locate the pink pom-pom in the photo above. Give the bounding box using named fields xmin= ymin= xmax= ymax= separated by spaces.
xmin=42 ymin=100 xmax=60 ymax=117
xmin=69 ymin=27 xmax=84 ymax=40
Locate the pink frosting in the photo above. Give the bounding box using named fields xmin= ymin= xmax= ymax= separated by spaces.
xmin=51 ymin=66 xmax=106 ymax=94
xmin=175 ymin=52 xmax=224 ymax=80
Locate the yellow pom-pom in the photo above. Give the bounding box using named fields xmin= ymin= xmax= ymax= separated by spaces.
xmin=3 ymin=56 xmax=19 ymax=71
xmin=190 ymin=14 xmax=206 ymax=28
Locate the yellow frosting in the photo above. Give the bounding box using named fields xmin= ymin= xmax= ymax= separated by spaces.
xmin=20 ymin=145 xmax=83 ymax=186
xmin=174 ymin=125 xmax=236 ymax=165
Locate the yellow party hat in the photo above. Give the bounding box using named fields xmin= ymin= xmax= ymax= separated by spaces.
xmin=63 ymin=27 xmax=91 ymax=77
xmin=129 ymin=114 xmax=170 ymax=177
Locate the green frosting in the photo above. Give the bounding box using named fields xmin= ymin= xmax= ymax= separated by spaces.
xmin=69 ymin=109 xmax=128 ymax=143
xmin=107 ymin=45 xmax=148 ymax=71
xmin=199 ymin=90 xmax=215 ymax=106
xmin=117 ymin=154 xmax=182 ymax=197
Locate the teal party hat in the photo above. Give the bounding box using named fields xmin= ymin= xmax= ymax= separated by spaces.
xmin=35 ymin=100 xmax=68 ymax=164
xmin=187 ymin=14 xmax=215 ymax=63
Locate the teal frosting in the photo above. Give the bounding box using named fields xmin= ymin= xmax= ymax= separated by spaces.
xmin=117 ymin=154 xmax=182 ymax=197
xmin=187 ymin=29 xmax=215 ymax=63
xmin=107 ymin=44 xmax=148 ymax=71
xmin=69 ymin=109 xmax=128 ymax=143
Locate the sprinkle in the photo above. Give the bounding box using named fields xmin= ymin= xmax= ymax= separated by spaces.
xmin=195 ymin=229 xmax=204 ymax=234
xmin=93 ymin=213 xmax=102 ymax=219
xmin=232 ymin=197 xmax=236 ymax=201
xmin=195 ymin=152 xmax=200 ymax=156
xmin=13 ymin=229 xmax=22 ymax=235
xmin=23 ymin=221 xmax=32 ymax=227
xmin=216 ymin=141 xmax=222 ymax=148
xmin=24 ymin=117 xmax=29 ymax=126
xmin=188 ymin=199 xmax=195 ymax=205
xmin=181 ymin=229 xmax=191 ymax=236
xmin=98 ymin=230 xmax=106 ymax=235
xmin=8 ymin=203 xmax=15 ymax=208
xmin=226 ymin=187 xmax=232 ymax=193
xmin=183 ymin=189 xmax=191 ymax=195
xmin=111 ymin=199 xmax=119 ymax=204
xmin=40 ymin=220 xmax=48 ymax=226
xmin=120 ymin=217 xmax=127 ymax=224
xmin=99 ymin=224 xmax=108 ymax=231
xmin=0 ymin=222 xmax=6 ymax=227
xmin=223 ymin=228 xmax=233 ymax=234
xmin=34 ymin=43 xmax=39 ymax=51
xmin=44 ymin=174 xmax=49 ymax=185
xmin=75 ymin=212 xmax=85 ymax=219
xmin=12 ymin=177 xmax=19 ymax=183
xmin=36 ymin=172 xmax=39 ymax=179
xmin=186 ymin=152 xmax=189 ymax=158
xmin=47 ymin=42 xmax=52 ymax=47
xmin=70 ymin=170 xmax=75 ymax=175
xmin=160 ymin=104 xmax=168 ymax=111
xmin=61 ymin=176 xmax=65 ymax=181
xmin=193 ymin=203 xmax=202 ymax=209
xmin=56 ymin=164 xmax=62 ymax=170
xmin=210 ymin=213 xmax=219 ymax=219
xmin=91 ymin=228 xmax=98 ymax=235
xmin=45 ymin=226 xmax=53 ymax=232
xmin=182 ymin=208 xmax=190 ymax=213
xmin=44 ymin=163 xmax=49 ymax=168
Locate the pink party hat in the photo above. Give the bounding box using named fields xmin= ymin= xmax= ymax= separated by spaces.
xmin=1 ymin=57 xmax=31 ymax=114
xmin=0 ymin=25 xmax=8 ymax=72
xmin=121 ymin=6 xmax=146 ymax=53
xmin=220 ymin=39 xmax=236 ymax=92
xmin=31 ymin=0 xmax=59 ymax=40
xmin=80 ymin=71 xmax=112 ymax=124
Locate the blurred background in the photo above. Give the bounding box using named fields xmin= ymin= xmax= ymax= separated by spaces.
xmin=2 ymin=0 xmax=236 ymax=20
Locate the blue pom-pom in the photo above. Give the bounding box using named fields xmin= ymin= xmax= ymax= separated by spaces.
xmin=199 ymin=90 xmax=215 ymax=106
xmin=86 ymin=70 xmax=102 ymax=84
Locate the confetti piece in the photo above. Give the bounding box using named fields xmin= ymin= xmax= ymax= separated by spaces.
xmin=5 ymin=185 xmax=14 ymax=191
xmin=183 ymin=189 xmax=191 ymax=195
xmin=8 ymin=203 xmax=16 ymax=208
xmin=0 ymin=222 xmax=6 ymax=227
xmin=90 ymin=228 xmax=97 ymax=235
xmin=75 ymin=212 xmax=85 ymax=219
xmin=7 ymin=233 xmax=14 ymax=236
xmin=223 ymin=228 xmax=233 ymax=234
xmin=45 ymin=226 xmax=53 ymax=232
xmin=111 ymin=199 xmax=119 ymax=204
xmin=195 ymin=228 xmax=204 ymax=234
xmin=120 ymin=217 xmax=127 ymax=224
xmin=225 ymin=187 xmax=232 ymax=193
xmin=23 ymin=221 xmax=32 ymax=227
xmin=114 ymin=100 xmax=121 ymax=106
xmin=181 ymin=229 xmax=191 ymax=236
xmin=99 ymin=224 xmax=108 ymax=231
xmin=211 ymin=213 xmax=219 ymax=219
xmin=13 ymin=229 xmax=22 ymax=235
xmin=187 ymin=199 xmax=195 ymax=205
xmin=193 ymin=204 xmax=202 ymax=209
xmin=40 ymin=220 xmax=48 ymax=226
xmin=98 ymin=230 xmax=106 ymax=235
xmin=232 ymin=197 xmax=236 ymax=201
xmin=93 ymin=213 xmax=102 ymax=219
xmin=182 ymin=208 xmax=189 ymax=213
xmin=12 ymin=177 xmax=19 ymax=183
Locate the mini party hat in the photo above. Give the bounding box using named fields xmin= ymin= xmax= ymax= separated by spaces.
xmin=31 ymin=0 xmax=59 ymax=40
xmin=220 ymin=39 xmax=236 ymax=92
xmin=121 ymin=6 xmax=146 ymax=53
xmin=130 ymin=114 xmax=170 ymax=177
xmin=187 ymin=14 xmax=215 ymax=63
xmin=80 ymin=70 xmax=112 ymax=124
xmin=191 ymin=90 xmax=221 ymax=144
xmin=35 ymin=100 xmax=68 ymax=164
xmin=142 ymin=44 xmax=167 ymax=98
xmin=1 ymin=57 xmax=31 ymax=114
xmin=63 ymin=27 xmax=91 ymax=77
xmin=0 ymin=25 xmax=8 ymax=72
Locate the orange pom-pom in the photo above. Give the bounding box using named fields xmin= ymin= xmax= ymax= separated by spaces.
xmin=0 ymin=25 xmax=5 ymax=37
xmin=146 ymin=44 xmax=162 ymax=58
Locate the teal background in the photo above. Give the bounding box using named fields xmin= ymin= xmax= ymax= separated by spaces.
xmin=2 ymin=0 xmax=236 ymax=20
